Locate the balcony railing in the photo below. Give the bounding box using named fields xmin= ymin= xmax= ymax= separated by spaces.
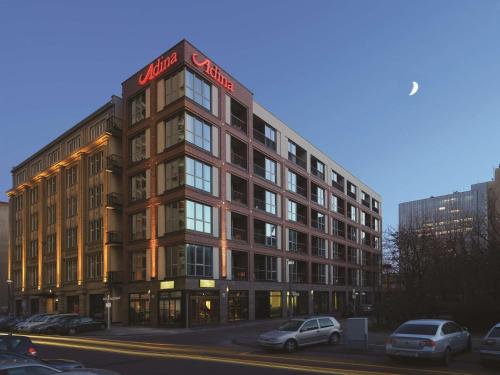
xmin=311 ymin=166 xmax=325 ymax=180
xmin=311 ymin=218 xmax=325 ymax=230
xmin=253 ymin=163 xmax=267 ymax=180
xmin=231 ymin=227 xmax=248 ymax=242
xmin=332 ymin=181 xmax=344 ymax=192
xmin=290 ymin=272 xmax=307 ymax=283
xmin=362 ymin=199 xmax=370 ymax=208
xmin=230 ymin=114 xmax=247 ymax=133
xmin=106 ymin=155 xmax=122 ymax=174
xmin=106 ymin=231 xmax=123 ymax=245
xmin=104 ymin=117 xmax=123 ymax=136
xmin=253 ymin=128 xmax=276 ymax=151
xmin=312 ymin=247 xmax=327 ymax=258
xmin=254 ymin=232 xmax=277 ymax=248
xmin=288 ymin=153 xmax=307 ymax=170
xmin=106 ymin=192 xmax=122 ymax=208
xmin=254 ymin=269 xmax=277 ymax=282
xmin=232 ymin=266 xmax=248 ymax=281
xmin=254 ymin=196 xmax=269 ymax=212
xmin=290 ymin=242 xmax=307 ymax=254
xmin=230 ymin=152 xmax=247 ymax=169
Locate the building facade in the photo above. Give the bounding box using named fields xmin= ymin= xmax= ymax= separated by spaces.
xmin=8 ymin=40 xmax=382 ymax=327
xmin=0 ymin=202 xmax=8 ymax=312
xmin=399 ymin=182 xmax=488 ymax=235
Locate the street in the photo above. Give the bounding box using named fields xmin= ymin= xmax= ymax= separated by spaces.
xmin=25 ymin=321 xmax=500 ymax=375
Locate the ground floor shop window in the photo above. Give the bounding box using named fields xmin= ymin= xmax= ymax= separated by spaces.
xmin=129 ymin=293 xmax=150 ymax=325
xmin=289 ymin=291 xmax=308 ymax=316
xmin=189 ymin=291 xmax=219 ymax=326
xmin=313 ymin=291 xmax=329 ymax=314
xmin=255 ymin=291 xmax=282 ymax=319
xmin=228 ymin=290 xmax=249 ymax=321
xmin=159 ymin=291 xmax=183 ymax=327
xmin=333 ymin=291 xmax=345 ymax=314
xmin=66 ymin=295 xmax=80 ymax=314
xmin=89 ymin=294 xmax=105 ymax=320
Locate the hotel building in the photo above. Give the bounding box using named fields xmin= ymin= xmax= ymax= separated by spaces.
xmin=8 ymin=40 xmax=382 ymax=326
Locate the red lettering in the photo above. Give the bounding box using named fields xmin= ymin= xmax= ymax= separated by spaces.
xmin=138 ymin=51 xmax=178 ymax=86
xmin=191 ymin=53 xmax=234 ymax=92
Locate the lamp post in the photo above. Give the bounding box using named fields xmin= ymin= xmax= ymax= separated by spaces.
xmin=6 ymin=279 xmax=13 ymax=316
xmin=286 ymin=260 xmax=294 ymax=319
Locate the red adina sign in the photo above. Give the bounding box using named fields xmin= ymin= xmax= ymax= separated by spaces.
xmin=138 ymin=51 xmax=178 ymax=85
xmin=191 ymin=53 xmax=234 ymax=92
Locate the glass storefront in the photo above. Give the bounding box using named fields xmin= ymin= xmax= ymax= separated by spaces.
xmin=129 ymin=293 xmax=150 ymax=325
xmin=313 ymin=291 xmax=329 ymax=314
xmin=189 ymin=291 xmax=219 ymax=326
xmin=228 ymin=290 xmax=249 ymax=321
xmin=159 ymin=291 xmax=183 ymax=327
xmin=255 ymin=291 xmax=282 ymax=319
xmin=289 ymin=291 xmax=308 ymax=316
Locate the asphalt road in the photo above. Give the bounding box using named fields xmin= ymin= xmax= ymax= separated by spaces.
xmin=28 ymin=331 xmax=500 ymax=375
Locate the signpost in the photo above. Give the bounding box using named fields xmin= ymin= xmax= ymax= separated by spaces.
xmin=102 ymin=295 xmax=120 ymax=330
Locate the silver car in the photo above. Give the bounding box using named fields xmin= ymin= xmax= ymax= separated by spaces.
xmin=479 ymin=322 xmax=500 ymax=365
xmin=257 ymin=316 xmax=342 ymax=352
xmin=386 ymin=319 xmax=471 ymax=365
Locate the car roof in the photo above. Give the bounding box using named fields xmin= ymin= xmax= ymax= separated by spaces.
xmin=404 ymin=319 xmax=450 ymax=325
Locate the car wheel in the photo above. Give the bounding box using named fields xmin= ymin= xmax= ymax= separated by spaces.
xmin=442 ymin=347 xmax=452 ymax=366
xmin=68 ymin=328 xmax=76 ymax=336
xmin=329 ymin=332 xmax=341 ymax=345
xmin=284 ymin=339 xmax=298 ymax=353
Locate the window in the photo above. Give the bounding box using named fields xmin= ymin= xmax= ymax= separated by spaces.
xmin=130 ymin=91 xmax=146 ymax=126
xmin=372 ymin=198 xmax=380 ymax=213
xmin=86 ymin=253 xmax=103 ymax=279
xmin=265 ymin=223 xmax=277 ymax=247
xmin=65 ymin=258 xmax=77 ymax=282
xmin=165 ymin=158 xmax=184 ymax=190
xmin=66 ymin=196 xmax=77 ymax=217
xmin=187 ymin=244 xmax=213 ymax=277
xmin=66 ymin=227 xmax=77 ymax=250
xmin=287 ymin=200 xmax=297 ymax=221
xmin=46 ymin=234 xmax=56 ymax=255
xmin=288 ymin=140 xmax=307 ymax=169
xmin=254 ymin=255 xmax=277 ymax=281
xmin=48 ymin=149 xmax=60 ymax=166
xmin=373 ymin=217 xmax=380 ymax=232
xmin=348 ymin=203 xmax=357 ymax=221
xmin=66 ymin=166 xmax=77 ymax=186
xmin=166 ymin=245 xmax=186 ymax=277
xmin=311 ymin=210 xmax=325 ymax=231
xmin=311 ymin=156 xmax=325 ymax=180
xmin=47 ymin=205 xmax=56 ymax=225
xmin=88 ymin=152 xmax=103 ymax=176
xmin=15 ymin=195 xmax=23 ymax=211
xmin=185 ymin=70 xmax=211 ymax=110
xmin=67 ymin=135 xmax=81 ymax=154
xmin=312 ymin=236 xmax=326 ymax=257
xmin=332 ymin=242 xmax=345 ymax=259
xmin=255 ymin=220 xmax=277 ymax=247
xmin=312 ymin=184 xmax=325 ymax=205
xmin=186 ymin=157 xmax=212 ymax=193
xmin=332 ymin=170 xmax=344 ymax=191
xmin=347 ymin=225 xmax=357 ymax=242
xmin=130 ymin=171 xmax=147 ymax=201
xmin=265 ymin=158 xmax=277 ymax=183
xmin=89 ymin=119 xmax=106 ymax=140
xmin=131 ymin=211 xmax=147 ymax=240
xmin=348 ymin=247 xmax=358 ymax=264
xmin=29 ymin=213 xmax=37 ymax=232
xmin=131 ymin=251 xmax=147 ymax=281
xmin=88 ymin=218 xmax=103 ymax=243
xmin=331 ymin=194 xmax=340 ymax=213
xmin=255 ymin=186 xmax=277 ymax=215
xmin=186 ymin=200 xmax=212 ymax=234
xmin=288 ymin=229 xmax=298 ymax=252
xmin=287 ymin=170 xmax=297 ymax=193
xmin=88 ymin=184 xmax=103 ymax=209
xmin=332 ymin=219 xmax=345 ymax=237
xmin=185 ymin=112 xmax=212 ymax=151
xmin=373 ymin=236 xmax=381 ymax=250
xmin=302 ymin=319 xmax=319 ymax=331
xmin=347 ymin=181 xmax=357 ymax=199
xmin=253 ymin=115 xmax=277 ymax=150
xmin=130 ymin=132 xmax=147 ymax=162
xmin=28 ymin=240 xmax=38 ymax=258
xmin=27 ymin=266 xmax=38 ymax=288
xmin=31 ymin=160 xmax=42 ymax=176
xmin=265 ymin=191 xmax=277 ymax=214
xmin=319 ymin=318 xmax=334 ymax=328
xmin=47 ymin=176 xmax=57 ymax=196
xmin=165 ymin=69 xmax=184 ymax=105
xmin=361 ymin=191 xmax=370 ymax=207
xmin=45 ymin=262 xmax=56 ymax=285
xmin=312 ymin=263 xmax=327 ymax=284
xmin=165 ymin=201 xmax=186 ymax=232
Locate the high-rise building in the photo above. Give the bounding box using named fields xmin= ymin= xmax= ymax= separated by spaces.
xmin=399 ymin=182 xmax=488 ymax=235
xmin=0 ymin=202 xmax=8 ymax=312
xmin=8 ymin=40 xmax=382 ymax=326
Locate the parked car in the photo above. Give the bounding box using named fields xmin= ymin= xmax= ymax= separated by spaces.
xmin=0 ymin=317 xmax=22 ymax=332
xmin=17 ymin=314 xmax=63 ymax=334
xmin=14 ymin=314 xmax=53 ymax=332
xmin=386 ymin=319 xmax=471 ymax=365
xmin=31 ymin=314 xmax=78 ymax=335
xmin=0 ymin=360 xmax=120 ymax=374
xmin=0 ymin=335 xmax=38 ymax=357
xmin=56 ymin=317 xmax=106 ymax=335
xmin=257 ymin=316 xmax=342 ymax=352
xmin=479 ymin=322 xmax=500 ymax=366
xmin=0 ymin=351 xmax=83 ymax=371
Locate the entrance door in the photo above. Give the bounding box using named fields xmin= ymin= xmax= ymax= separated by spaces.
xmin=189 ymin=292 xmax=219 ymax=326
xmin=129 ymin=293 xmax=150 ymax=325
xmin=30 ymin=299 xmax=39 ymax=315
xmin=159 ymin=291 xmax=182 ymax=327
xmin=89 ymin=294 xmax=105 ymax=320
xmin=66 ymin=296 xmax=80 ymax=314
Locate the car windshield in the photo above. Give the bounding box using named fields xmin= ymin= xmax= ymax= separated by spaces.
xmin=32 ymin=315 xmax=49 ymax=322
xmin=278 ymin=320 xmax=303 ymax=331
xmin=489 ymin=327 xmax=500 ymax=338
xmin=395 ymin=324 xmax=438 ymax=335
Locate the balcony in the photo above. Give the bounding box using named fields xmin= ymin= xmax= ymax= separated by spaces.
xmin=332 ymin=180 xmax=344 ymax=192
xmin=230 ymin=137 xmax=247 ymax=170
xmin=106 ymin=192 xmax=122 ymax=209
xmin=230 ymin=98 xmax=248 ymax=134
xmin=253 ymin=115 xmax=277 ymax=151
xmin=311 ymin=213 xmax=326 ymax=231
xmin=231 ymin=250 xmax=248 ymax=281
xmin=289 ymin=261 xmax=308 ymax=283
xmin=288 ymin=140 xmax=307 ymax=170
xmin=106 ymin=231 xmax=123 ymax=245
xmin=106 ymin=155 xmax=122 ymax=174
xmin=362 ymin=197 xmax=371 ymax=208
xmin=104 ymin=116 xmax=123 ymax=137
xmin=231 ymin=212 xmax=248 ymax=242
xmin=230 ymin=174 xmax=247 ymax=206
xmin=253 ymin=151 xmax=276 ymax=183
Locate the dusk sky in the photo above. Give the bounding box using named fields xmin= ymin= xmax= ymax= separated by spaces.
xmin=1 ymin=0 xmax=500 ymax=231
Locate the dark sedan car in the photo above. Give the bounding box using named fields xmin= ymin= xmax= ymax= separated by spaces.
xmin=0 ymin=318 xmax=22 ymax=332
xmin=0 ymin=352 xmax=83 ymax=371
xmin=0 ymin=335 xmax=38 ymax=357
xmin=56 ymin=317 xmax=106 ymax=335
xmin=31 ymin=314 xmax=78 ymax=335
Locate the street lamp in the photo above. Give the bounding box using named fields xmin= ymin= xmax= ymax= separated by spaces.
xmin=286 ymin=260 xmax=295 ymax=318
xmin=6 ymin=280 xmax=13 ymax=316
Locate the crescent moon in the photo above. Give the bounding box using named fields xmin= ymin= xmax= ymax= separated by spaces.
xmin=409 ymin=81 xmax=419 ymax=96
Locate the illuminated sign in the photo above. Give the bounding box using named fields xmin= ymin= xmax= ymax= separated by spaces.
xmin=191 ymin=53 xmax=234 ymax=92
xmin=160 ymin=280 xmax=175 ymax=290
xmin=199 ymin=279 xmax=215 ymax=288
xmin=138 ymin=51 xmax=178 ymax=86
